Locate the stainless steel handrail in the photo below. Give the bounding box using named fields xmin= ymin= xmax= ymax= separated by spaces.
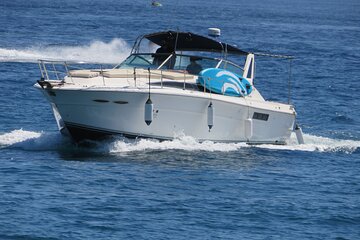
xmin=37 ymin=59 xmax=102 ymax=81
xmin=38 ymin=60 xmax=70 ymax=81
xmin=37 ymin=59 xmax=200 ymax=92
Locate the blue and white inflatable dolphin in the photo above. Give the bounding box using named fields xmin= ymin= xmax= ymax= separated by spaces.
xmin=197 ymin=68 xmax=253 ymax=97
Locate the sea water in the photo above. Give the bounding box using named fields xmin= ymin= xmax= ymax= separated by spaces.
xmin=0 ymin=0 xmax=359 ymax=239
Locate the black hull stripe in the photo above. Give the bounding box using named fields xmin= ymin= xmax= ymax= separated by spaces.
xmin=64 ymin=122 xmax=172 ymax=142
xmin=63 ymin=122 xmax=286 ymax=144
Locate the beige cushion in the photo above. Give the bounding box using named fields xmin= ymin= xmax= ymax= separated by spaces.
xmin=102 ymin=69 xmax=132 ymax=78
xmin=69 ymin=69 xmax=194 ymax=81
xmin=103 ymin=69 xmax=162 ymax=80
xmin=160 ymin=71 xmax=195 ymax=80
xmin=68 ymin=70 xmax=99 ymax=78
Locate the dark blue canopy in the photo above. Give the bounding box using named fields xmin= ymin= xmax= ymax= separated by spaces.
xmin=143 ymin=31 xmax=248 ymax=55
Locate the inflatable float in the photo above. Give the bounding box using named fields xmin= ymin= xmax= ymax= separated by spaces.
xmin=197 ymin=68 xmax=252 ymax=97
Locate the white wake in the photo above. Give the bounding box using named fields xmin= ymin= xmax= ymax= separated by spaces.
xmin=0 ymin=129 xmax=358 ymax=154
xmin=0 ymin=38 xmax=131 ymax=64
xmin=107 ymin=135 xmax=247 ymax=153
xmin=256 ymin=133 xmax=360 ymax=154
xmin=0 ymin=129 xmax=68 ymax=151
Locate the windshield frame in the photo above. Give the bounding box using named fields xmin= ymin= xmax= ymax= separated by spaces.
xmin=114 ymin=53 xmax=244 ymax=76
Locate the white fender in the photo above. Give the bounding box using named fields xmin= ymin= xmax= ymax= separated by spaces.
xmin=145 ymin=98 xmax=153 ymax=126
xmin=207 ymin=102 xmax=214 ymax=131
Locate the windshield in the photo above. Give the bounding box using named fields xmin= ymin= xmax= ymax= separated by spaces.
xmin=115 ymin=53 xmax=169 ymax=69
xmin=218 ymin=60 xmax=244 ymax=76
xmin=115 ymin=53 xmax=242 ymax=76
xmin=159 ymin=55 xmax=220 ymax=75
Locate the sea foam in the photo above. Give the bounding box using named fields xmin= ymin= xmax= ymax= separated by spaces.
xmin=256 ymin=133 xmax=360 ymax=154
xmin=0 ymin=38 xmax=130 ymax=64
xmin=0 ymin=129 xmax=358 ymax=154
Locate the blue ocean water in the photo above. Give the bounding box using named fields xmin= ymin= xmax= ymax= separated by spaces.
xmin=0 ymin=0 xmax=360 ymax=239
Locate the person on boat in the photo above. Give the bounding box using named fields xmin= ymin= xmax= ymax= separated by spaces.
xmin=186 ymin=56 xmax=202 ymax=74
xmin=153 ymin=43 xmax=175 ymax=68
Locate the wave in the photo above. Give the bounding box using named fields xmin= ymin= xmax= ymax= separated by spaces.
xmin=257 ymin=133 xmax=360 ymax=154
xmin=107 ymin=135 xmax=247 ymax=153
xmin=0 ymin=38 xmax=131 ymax=64
xmin=0 ymin=129 xmax=359 ymax=154
xmin=0 ymin=129 xmax=71 ymax=151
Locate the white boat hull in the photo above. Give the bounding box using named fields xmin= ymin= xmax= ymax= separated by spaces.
xmin=38 ymin=87 xmax=295 ymax=144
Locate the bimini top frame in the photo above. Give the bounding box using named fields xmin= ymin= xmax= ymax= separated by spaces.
xmin=131 ymin=30 xmax=249 ymax=55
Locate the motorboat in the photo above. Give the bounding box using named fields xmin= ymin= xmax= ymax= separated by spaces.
xmin=35 ymin=29 xmax=304 ymax=144
xmin=151 ymin=1 xmax=162 ymax=7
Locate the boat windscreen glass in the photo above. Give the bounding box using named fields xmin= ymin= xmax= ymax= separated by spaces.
xmin=116 ymin=53 xmax=221 ymax=75
xmin=218 ymin=60 xmax=244 ymax=76
xmin=159 ymin=55 xmax=220 ymax=75
xmin=116 ymin=53 xmax=167 ymax=69
xmin=116 ymin=53 xmax=242 ymax=77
